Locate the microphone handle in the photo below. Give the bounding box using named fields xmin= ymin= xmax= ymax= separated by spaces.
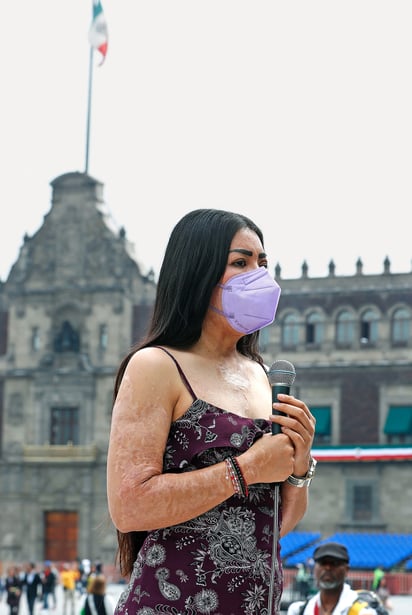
xmin=271 ymin=384 xmax=290 ymax=435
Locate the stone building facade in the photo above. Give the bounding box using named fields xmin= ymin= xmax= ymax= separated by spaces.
xmin=0 ymin=176 xmax=411 ymax=567
xmin=261 ymin=258 xmax=412 ymax=536
xmin=0 ymin=172 xmax=156 ymax=565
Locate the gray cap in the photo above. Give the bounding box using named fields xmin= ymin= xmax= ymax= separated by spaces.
xmin=313 ymin=542 xmax=349 ymax=563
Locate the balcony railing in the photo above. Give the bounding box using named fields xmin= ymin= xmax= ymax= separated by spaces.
xmin=23 ymin=443 xmax=98 ymax=463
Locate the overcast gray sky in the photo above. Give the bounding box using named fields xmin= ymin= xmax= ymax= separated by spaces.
xmin=1 ymin=1 xmax=411 ymax=282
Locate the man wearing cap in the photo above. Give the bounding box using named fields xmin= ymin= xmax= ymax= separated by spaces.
xmin=286 ymin=542 xmax=380 ymax=615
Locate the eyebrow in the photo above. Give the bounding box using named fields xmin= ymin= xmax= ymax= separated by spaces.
xmin=229 ymin=248 xmax=267 ymax=258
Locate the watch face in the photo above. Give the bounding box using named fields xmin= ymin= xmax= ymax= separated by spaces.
xmin=309 ymin=457 xmax=317 ymax=476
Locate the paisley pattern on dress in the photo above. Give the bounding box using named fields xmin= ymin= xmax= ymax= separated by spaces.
xmin=115 ymin=398 xmax=283 ymax=615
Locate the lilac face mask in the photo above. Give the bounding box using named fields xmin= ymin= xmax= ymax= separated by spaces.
xmin=211 ymin=268 xmax=281 ymax=334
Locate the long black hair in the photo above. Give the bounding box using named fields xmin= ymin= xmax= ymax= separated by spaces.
xmin=112 ymin=208 xmax=266 ymax=577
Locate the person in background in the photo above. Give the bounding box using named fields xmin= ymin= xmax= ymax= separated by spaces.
xmin=107 ymin=209 xmax=316 ymax=614
xmin=86 ymin=560 xmax=104 ymax=593
xmin=295 ymin=562 xmax=311 ymax=600
xmin=60 ymin=562 xmax=78 ymax=615
xmin=80 ymin=559 xmax=91 ymax=595
xmin=372 ymin=566 xmax=385 ymax=592
xmin=5 ymin=565 xmax=23 ymax=615
xmin=0 ymin=572 xmax=4 ymax=600
xmin=81 ymin=575 xmax=115 ymax=615
xmin=41 ymin=561 xmax=57 ymax=611
xmin=287 ymin=542 xmax=383 ymax=615
xmin=376 ymin=577 xmax=393 ymax=612
xmin=75 ymin=559 xmax=84 ymax=596
xmin=50 ymin=562 xmax=60 ymax=608
xmin=23 ymin=562 xmax=42 ymax=615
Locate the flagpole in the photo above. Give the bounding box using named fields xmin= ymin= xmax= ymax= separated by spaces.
xmin=85 ymin=46 xmax=94 ymax=174
xmin=85 ymin=0 xmax=108 ymax=173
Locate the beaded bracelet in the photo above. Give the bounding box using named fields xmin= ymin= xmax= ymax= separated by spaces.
xmin=230 ymin=456 xmax=249 ymax=497
xmin=225 ymin=456 xmax=249 ymax=498
xmin=225 ymin=457 xmax=241 ymax=495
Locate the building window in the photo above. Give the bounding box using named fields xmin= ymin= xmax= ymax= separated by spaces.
xmin=391 ymin=308 xmax=410 ymax=346
xmin=50 ymin=407 xmax=79 ymax=445
xmin=31 ymin=327 xmax=41 ymax=351
xmin=259 ymin=325 xmax=269 ymax=352
xmin=352 ymin=484 xmax=373 ymax=522
xmin=282 ymin=313 xmax=299 ymax=348
xmin=336 ymin=310 xmax=355 ymax=347
xmin=360 ymin=309 xmax=379 ymax=345
xmin=384 ymin=406 xmax=412 ymax=444
xmin=310 ymin=406 xmax=331 ymax=444
xmin=0 ymin=311 xmax=8 ymax=355
xmin=54 ymin=321 xmax=80 ymax=353
xmin=346 ymin=479 xmax=381 ymax=526
xmin=99 ymin=324 xmax=108 ymax=350
xmin=305 ymin=312 xmax=323 ymax=345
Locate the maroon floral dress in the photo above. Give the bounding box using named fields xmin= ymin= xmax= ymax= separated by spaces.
xmin=115 ymin=351 xmax=283 ymax=615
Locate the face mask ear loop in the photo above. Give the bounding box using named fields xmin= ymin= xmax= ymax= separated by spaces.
xmin=209 ymin=305 xmax=225 ymax=317
xmin=209 ymin=282 xmax=228 ymax=317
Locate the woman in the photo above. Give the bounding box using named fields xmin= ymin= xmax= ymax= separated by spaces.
xmin=5 ymin=566 xmax=23 ymax=615
xmin=107 ymin=209 xmax=316 ymax=614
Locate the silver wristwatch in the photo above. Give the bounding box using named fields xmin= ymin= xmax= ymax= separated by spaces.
xmin=286 ymin=456 xmax=317 ymax=488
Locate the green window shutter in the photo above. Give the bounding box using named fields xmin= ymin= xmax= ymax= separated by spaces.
xmin=311 ymin=406 xmax=331 ymax=435
xmin=384 ymin=406 xmax=412 ymax=435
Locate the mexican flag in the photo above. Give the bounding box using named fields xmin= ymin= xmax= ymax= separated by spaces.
xmin=88 ymin=0 xmax=108 ymax=65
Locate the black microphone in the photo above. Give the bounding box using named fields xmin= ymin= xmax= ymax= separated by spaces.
xmin=268 ymin=359 xmax=296 ymax=435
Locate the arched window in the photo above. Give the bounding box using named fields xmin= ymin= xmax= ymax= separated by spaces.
xmin=336 ymin=310 xmax=355 ymax=346
xmin=282 ymin=313 xmax=299 ymax=348
xmin=360 ymin=309 xmax=379 ymax=345
xmin=392 ymin=308 xmax=410 ymax=345
xmin=305 ymin=311 xmax=323 ymax=345
xmin=54 ymin=321 xmax=80 ymax=353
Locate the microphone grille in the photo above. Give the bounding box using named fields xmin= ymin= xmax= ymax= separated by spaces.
xmin=268 ymin=359 xmax=296 ymax=387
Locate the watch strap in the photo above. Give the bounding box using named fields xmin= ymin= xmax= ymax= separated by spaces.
xmin=286 ymin=456 xmax=317 ymax=488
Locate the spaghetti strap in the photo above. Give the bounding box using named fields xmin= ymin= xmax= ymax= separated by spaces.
xmin=153 ymin=346 xmax=197 ymax=401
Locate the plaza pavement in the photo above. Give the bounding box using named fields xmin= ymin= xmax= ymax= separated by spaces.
xmin=1 ymin=583 xmax=411 ymax=615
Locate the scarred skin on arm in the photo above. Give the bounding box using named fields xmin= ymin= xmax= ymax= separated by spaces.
xmin=107 ymin=348 xmax=237 ymax=532
xmin=107 ymin=347 xmax=314 ymax=535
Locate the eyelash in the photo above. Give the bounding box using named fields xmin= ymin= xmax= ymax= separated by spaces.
xmin=232 ymin=259 xmax=268 ymax=269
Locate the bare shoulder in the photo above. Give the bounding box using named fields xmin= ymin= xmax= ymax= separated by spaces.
xmin=123 ymin=346 xmax=185 ymax=406
xmin=126 ymin=346 xmax=179 ymax=377
xmin=113 ymin=346 xmax=184 ymax=424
